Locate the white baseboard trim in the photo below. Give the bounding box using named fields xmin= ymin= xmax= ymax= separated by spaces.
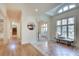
xmin=21 ymin=41 xmax=49 ymax=56
xmin=32 ymin=43 xmax=49 ymax=56
xmin=21 ymin=41 xmax=30 ymax=44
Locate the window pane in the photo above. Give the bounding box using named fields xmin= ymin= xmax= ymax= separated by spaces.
xmin=63 ymin=6 xmax=68 ymax=11
xmin=62 ymin=19 xmax=67 ymax=25
xmin=61 ymin=26 xmax=67 ymax=38
xmin=57 ymin=20 xmax=61 ymax=25
xmin=68 ymin=17 xmax=74 ymax=24
xmin=58 ymin=9 xmax=63 ymax=13
xmin=68 ymin=25 xmax=74 ymax=39
xmin=69 ymin=4 xmax=76 ymax=9
xmin=56 ymin=26 xmax=61 ymax=36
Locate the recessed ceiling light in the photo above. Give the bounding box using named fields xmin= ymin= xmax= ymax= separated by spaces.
xmin=35 ymin=8 xmax=38 ymax=12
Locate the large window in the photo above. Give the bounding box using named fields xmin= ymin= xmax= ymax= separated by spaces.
xmin=56 ymin=17 xmax=75 ymax=40
xmin=56 ymin=20 xmax=61 ymax=36
xmin=69 ymin=4 xmax=76 ymax=9
xmin=58 ymin=4 xmax=76 ymax=14
xmin=63 ymin=6 xmax=68 ymax=11
xmin=58 ymin=9 xmax=63 ymax=13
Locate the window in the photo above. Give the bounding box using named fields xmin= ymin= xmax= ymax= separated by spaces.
xmin=68 ymin=17 xmax=74 ymax=24
xmin=56 ymin=17 xmax=75 ymax=40
xmin=68 ymin=17 xmax=74 ymax=39
xmin=57 ymin=4 xmax=76 ymax=14
xmin=56 ymin=20 xmax=61 ymax=36
xmin=58 ymin=9 xmax=63 ymax=13
xmin=57 ymin=20 xmax=61 ymax=25
xmin=56 ymin=26 xmax=61 ymax=36
xmin=62 ymin=19 xmax=67 ymax=25
xmin=69 ymin=4 xmax=76 ymax=9
xmin=62 ymin=26 xmax=67 ymax=38
xmin=68 ymin=25 xmax=74 ymax=39
xmin=63 ymin=6 xmax=68 ymax=11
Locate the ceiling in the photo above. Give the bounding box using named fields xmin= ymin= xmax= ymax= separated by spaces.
xmin=4 ymin=3 xmax=61 ymax=15
xmin=23 ymin=3 xmax=61 ymax=15
xmin=0 ymin=3 xmax=61 ymax=21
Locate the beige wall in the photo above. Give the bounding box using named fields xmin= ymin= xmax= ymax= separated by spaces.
xmin=50 ymin=7 xmax=79 ymax=47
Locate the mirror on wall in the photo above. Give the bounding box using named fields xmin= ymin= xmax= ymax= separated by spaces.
xmin=27 ymin=22 xmax=35 ymax=30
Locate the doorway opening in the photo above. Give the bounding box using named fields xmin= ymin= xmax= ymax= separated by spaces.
xmin=12 ymin=27 xmax=17 ymax=36
xmin=39 ymin=22 xmax=48 ymax=41
xmin=12 ymin=27 xmax=17 ymax=39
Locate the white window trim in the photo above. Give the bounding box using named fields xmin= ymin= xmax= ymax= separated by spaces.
xmin=57 ymin=4 xmax=76 ymax=14
xmin=56 ymin=16 xmax=76 ymax=41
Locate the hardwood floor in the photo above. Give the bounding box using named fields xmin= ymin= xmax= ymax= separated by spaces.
xmin=33 ymin=40 xmax=79 ymax=56
xmin=1 ymin=39 xmax=79 ymax=56
xmin=0 ymin=39 xmax=43 ymax=56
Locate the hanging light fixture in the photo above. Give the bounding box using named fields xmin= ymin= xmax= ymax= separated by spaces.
xmin=35 ymin=8 xmax=38 ymax=12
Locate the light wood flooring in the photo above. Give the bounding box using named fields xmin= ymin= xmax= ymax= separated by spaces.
xmin=33 ymin=40 xmax=79 ymax=56
xmin=0 ymin=39 xmax=79 ymax=56
xmin=0 ymin=39 xmax=43 ymax=56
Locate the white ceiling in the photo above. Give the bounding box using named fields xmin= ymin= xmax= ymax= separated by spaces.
xmin=23 ymin=3 xmax=61 ymax=15
xmin=3 ymin=3 xmax=61 ymax=15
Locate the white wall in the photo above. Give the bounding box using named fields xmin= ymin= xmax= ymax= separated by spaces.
xmin=0 ymin=4 xmax=51 ymax=44
xmin=0 ymin=4 xmax=10 ymax=44
xmin=50 ymin=7 xmax=79 ymax=48
xmin=21 ymin=16 xmax=38 ymax=44
xmin=0 ymin=14 xmax=4 ymax=40
xmin=21 ymin=7 xmax=51 ymax=44
xmin=21 ymin=7 xmax=38 ymax=44
xmin=0 ymin=4 xmax=5 ymax=40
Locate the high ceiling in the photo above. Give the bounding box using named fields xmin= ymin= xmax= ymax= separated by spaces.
xmin=23 ymin=3 xmax=61 ymax=15
xmin=0 ymin=3 xmax=61 ymax=20
xmin=4 ymin=3 xmax=61 ymax=15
